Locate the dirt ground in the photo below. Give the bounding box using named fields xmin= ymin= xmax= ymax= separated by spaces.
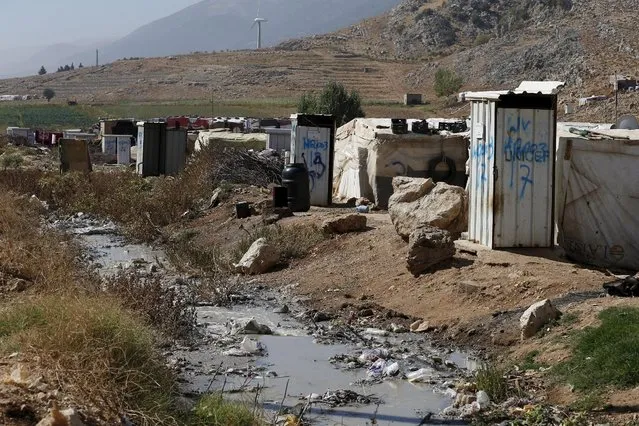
xmin=180 ymin=190 xmax=617 ymax=355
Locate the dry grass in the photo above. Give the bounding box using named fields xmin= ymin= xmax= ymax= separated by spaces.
xmin=0 ymin=295 xmax=180 ymax=425
xmin=0 ymin=191 xmax=195 ymax=424
xmin=104 ymin=273 xmax=197 ymax=340
xmin=230 ymin=223 xmax=327 ymax=265
xmin=0 ymin=192 xmax=89 ymax=294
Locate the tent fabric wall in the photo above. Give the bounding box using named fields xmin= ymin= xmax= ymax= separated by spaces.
xmin=333 ymin=118 xmax=469 ymax=208
xmin=556 ymin=130 xmax=639 ymax=270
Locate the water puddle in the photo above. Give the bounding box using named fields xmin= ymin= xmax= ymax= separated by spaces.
xmin=62 ymin=216 xmax=474 ymax=425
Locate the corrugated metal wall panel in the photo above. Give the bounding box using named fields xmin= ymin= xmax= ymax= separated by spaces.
xmin=494 ymin=108 xmax=554 ymax=247
xmin=164 ymin=129 xmax=187 ymax=176
xmin=469 ymin=101 xmax=496 ymax=247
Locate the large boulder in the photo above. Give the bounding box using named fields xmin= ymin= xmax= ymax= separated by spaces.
xmin=407 ymin=226 xmax=456 ymax=276
xmin=520 ymin=299 xmax=562 ymax=339
xmin=389 ymin=177 xmax=467 ymax=241
xmin=234 ymin=238 xmax=279 ymax=275
xmin=322 ymin=214 xmax=367 ymax=234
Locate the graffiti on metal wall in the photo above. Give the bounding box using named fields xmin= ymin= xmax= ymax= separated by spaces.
xmin=302 ymin=136 xmax=327 ymax=192
xmin=563 ymin=238 xmax=625 ymax=263
xmin=503 ymin=115 xmax=550 ymax=200
xmin=471 ymin=137 xmax=494 ymax=189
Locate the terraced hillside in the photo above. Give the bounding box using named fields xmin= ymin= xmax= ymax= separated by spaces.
xmin=0 ymin=49 xmax=422 ymax=104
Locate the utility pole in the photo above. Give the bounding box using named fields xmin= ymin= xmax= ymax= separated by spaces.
xmin=615 ymin=70 xmax=619 ymax=123
xmin=96 ymin=49 xmax=99 ymax=67
xmin=211 ymin=90 xmax=214 ymax=118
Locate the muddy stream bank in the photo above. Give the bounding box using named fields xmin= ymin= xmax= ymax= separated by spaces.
xmin=59 ymin=215 xmax=478 ymax=425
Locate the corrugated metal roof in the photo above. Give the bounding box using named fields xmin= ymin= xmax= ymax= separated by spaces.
xmin=462 ymin=80 xmax=565 ymax=101
xmin=514 ymin=81 xmax=565 ymax=95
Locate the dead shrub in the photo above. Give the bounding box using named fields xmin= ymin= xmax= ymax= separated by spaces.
xmin=103 ymin=273 xmax=197 ymax=341
xmin=0 ymin=295 xmax=181 ymax=425
xmin=0 ymin=192 xmax=87 ymax=294
xmin=231 ymin=223 xmax=326 ymax=265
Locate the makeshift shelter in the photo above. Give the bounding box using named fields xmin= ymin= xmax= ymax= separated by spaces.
xmin=333 ymin=118 xmax=469 ymax=208
xmin=556 ymin=126 xmax=639 ymax=270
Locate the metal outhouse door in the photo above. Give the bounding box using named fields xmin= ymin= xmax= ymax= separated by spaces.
xmin=290 ymin=114 xmax=336 ymax=207
xmin=468 ymin=88 xmax=559 ymax=248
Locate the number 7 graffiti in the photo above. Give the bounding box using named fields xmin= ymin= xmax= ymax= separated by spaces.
xmin=519 ymin=164 xmax=533 ymax=200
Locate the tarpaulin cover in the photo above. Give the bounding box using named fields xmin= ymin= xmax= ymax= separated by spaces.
xmin=333 ymin=118 xmax=469 ymax=208
xmin=556 ymin=133 xmax=639 ymax=270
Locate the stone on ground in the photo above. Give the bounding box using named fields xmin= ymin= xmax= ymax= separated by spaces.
xmin=322 ymin=214 xmax=367 ymax=234
xmin=231 ymin=318 xmax=273 ymax=335
xmin=234 ymin=238 xmax=279 ymax=275
xmin=36 ymin=407 xmax=85 ymax=426
xmin=389 ymin=177 xmax=467 ymax=240
xmin=520 ymin=299 xmax=562 ymax=339
xmin=406 ymin=226 xmax=456 ymax=276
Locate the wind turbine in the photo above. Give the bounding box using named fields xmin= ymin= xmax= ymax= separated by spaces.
xmin=251 ymin=0 xmax=268 ymax=49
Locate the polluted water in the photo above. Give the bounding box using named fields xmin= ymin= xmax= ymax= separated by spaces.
xmin=62 ymin=215 xmax=477 ymax=425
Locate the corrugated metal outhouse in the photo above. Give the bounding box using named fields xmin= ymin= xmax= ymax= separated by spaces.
xmin=137 ymin=122 xmax=186 ymax=177
xmin=137 ymin=122 xmax=165 ymax=177
xmin=163 ymin=128 xmax=187 ymax=176
xmin=290 ymin=114 xmax=336 ymax=207
xmin=265 ymin=128 xmax=292 ymax=152
xmin=466 ymin=81 xmax=563 ymax=248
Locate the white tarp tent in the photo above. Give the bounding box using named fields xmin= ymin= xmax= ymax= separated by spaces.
xmin=333 ymin=118 xmax=469 ymax=208
xmin=556 ymin=127 xmax=639 ymax=270
xmin=194 ymin=130 xmax=266 ymax=152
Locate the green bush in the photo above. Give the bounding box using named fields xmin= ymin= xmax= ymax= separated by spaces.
xmin=434 ymin=68 xmax=463 ymax=97
xmin=297 ymin=81 xmax=365 ymax=126
xmin=193 ymin=394 xmax=259 ymax=426
xmin=475 ymin=364 xmax=509 ymax=402
xmin=0 ymin=152 xmax=24 ymax=169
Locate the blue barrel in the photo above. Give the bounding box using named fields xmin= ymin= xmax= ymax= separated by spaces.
xmin=282 ymin=163 xmax=310 ymax=212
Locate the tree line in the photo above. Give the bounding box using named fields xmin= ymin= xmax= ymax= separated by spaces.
xmin=38 ymin=63 xmax=84 ymax=75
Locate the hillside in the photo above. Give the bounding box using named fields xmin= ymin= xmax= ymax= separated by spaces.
xmin=60 ymin=0 xmax=401 ymax=68
xmin=1 ymin=0 xmax=639 ymax=122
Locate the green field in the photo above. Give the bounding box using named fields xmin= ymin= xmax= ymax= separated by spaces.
xmin=0 ymin=99 xmax=439 ymax=132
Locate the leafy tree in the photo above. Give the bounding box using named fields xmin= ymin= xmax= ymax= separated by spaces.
xmin=297 ymin=81 xmax=365 ymax=127
xmin=434 ymin=68 xmax=464 ymax=97
xmin=70 ymin=62 xmax=75 ymax=70
xmin=57 ymin=66 xmax=63 ymax=73
xmin=78 ymin=63 xmax=84 ymax=68
xmin=43 ymin=88 xmax=56 ymax=102
xmin=63 ymin=65 xmax=71 ymax=71
xmin=38 ymin=66 xmax=47 ymax=75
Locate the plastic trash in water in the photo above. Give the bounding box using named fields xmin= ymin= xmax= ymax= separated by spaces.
xmin=359 ymin=348 xmax=390 ymax=363
xmin=306 ymin=393 xmax=322 ymax=402
xmin=383 ymin=362 xmax=400 ymax=377
xmin=367 ymin=359 xmax=387 ymax=377
xmin=406 ymin=368 xmax=433 ymax=383
xmin=364 ymin=328 xmax=389 ymax=337
xmin=240 ymin=337 xmax=265 ymax=354
xmin=356 ymin=205 xmax=370 ymax=213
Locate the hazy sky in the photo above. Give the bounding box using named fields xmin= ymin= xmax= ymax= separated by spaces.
xmin=3 ymin=0 xmax=202 ymax=47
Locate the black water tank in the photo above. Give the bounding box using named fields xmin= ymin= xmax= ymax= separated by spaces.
xmin=282 ymin=163 xmax=310 ymax=212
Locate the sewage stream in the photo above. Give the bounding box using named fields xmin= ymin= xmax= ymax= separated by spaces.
xmin=61 ymin=216 xmax=475 ymax=425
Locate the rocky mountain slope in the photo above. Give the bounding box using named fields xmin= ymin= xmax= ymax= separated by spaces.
xmin=282 ymin=0 xmax=639 ymax=94
xmin=2 ymin=0 xmax=639 ymax=120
